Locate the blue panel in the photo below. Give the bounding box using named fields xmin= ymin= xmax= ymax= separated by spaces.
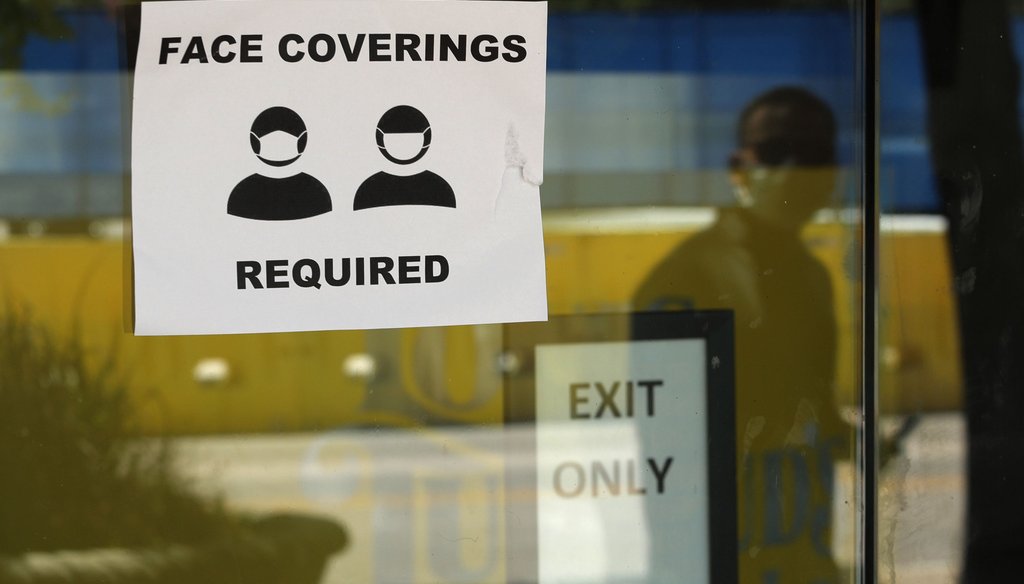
xmin=18 ymin=11 xmax=119 ymax=71
xmin=880 ymin=17 xmax=926 ymax=130
xmin=666 ymin=14 xmax=702 ymax=72
xmin=1014 ymin=21 xmax=1024 ymax=114
xmin=881 ymin=151 xmax=940 ymax=213
xmin=556 ymin=13 xmax=674 ymax=71
xmin=701 ymin=12 xmax=852 ymax=77
xmin=538 ymin=12 xmax=696 ymax=74
xmin=545 ymin=11 xmax=854 ymax=76
xmin=7 ymin=9 xmax=1008 ymax=213
xmin=879 ymin=16 xmax=938 ymax=211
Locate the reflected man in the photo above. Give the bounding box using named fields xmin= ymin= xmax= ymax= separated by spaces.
xmin=635 ymin=87 xmax=850 ymax=584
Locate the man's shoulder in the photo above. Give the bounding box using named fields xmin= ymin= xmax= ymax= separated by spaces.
xmin=656 ymin=213 xmax=751 ymax=271
xmin=634 ymin=215 xmax=753 ymax=310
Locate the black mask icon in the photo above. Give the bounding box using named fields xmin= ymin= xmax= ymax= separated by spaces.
xmin=249 ymin=106 xmax=309 ymax=167
xmin=375 ymin=105 xmax=432 ymax=165
xmin=228 ymin=106 xmax=333 ymax=221
xmin=354 ymin=105 xmax=455 ymax=211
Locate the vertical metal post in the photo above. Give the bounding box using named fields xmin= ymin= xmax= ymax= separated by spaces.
xmin=856 ymin=0 xmax=880 ymax=583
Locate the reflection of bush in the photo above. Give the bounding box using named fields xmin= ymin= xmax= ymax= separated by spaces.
xmin=0 ymin=312 xmax=347 ymax=583
xmin=0 ymin=311 xmax=235 ymax=555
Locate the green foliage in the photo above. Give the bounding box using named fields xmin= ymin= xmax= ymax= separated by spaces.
xmin=0 ymin=311 xmax=235 ymax=555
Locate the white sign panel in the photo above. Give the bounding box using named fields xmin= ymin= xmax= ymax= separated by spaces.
xmin=131 ymin=0 xmax=548 ymax=335
xmin=535 ymin=339 xmax=710 ymax=584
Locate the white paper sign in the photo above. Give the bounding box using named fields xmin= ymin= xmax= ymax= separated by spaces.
xmin=131 ymin=0 xmax=548 ymax=335
xmin=535 ymin=339 xmax=710 ymax=584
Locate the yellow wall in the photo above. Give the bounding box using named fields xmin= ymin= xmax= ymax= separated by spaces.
xmin=0 ymin=213 xmax=961 ymax=435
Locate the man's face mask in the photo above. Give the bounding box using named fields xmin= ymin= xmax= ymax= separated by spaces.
xmin=377 ymin=129 xmax=430 ymax=165
xmin=252 ymin=130 xmax=306 ymax=166
xmin=736 ymin=160 xmax=835 ymax=220
xmin=744 ymin=163 xmax=791 ymax=202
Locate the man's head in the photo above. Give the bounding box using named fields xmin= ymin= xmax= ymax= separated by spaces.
xmin=375 ymin=105 xmax=432 ymax=165
xmin=729 ymin=87 xmax=838 ymax=228
xmin=250 ymin=107 xmax=308 ymax=167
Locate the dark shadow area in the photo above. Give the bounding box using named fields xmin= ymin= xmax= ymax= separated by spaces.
xmin=914 ymin=1 xmax=1024 ymax=580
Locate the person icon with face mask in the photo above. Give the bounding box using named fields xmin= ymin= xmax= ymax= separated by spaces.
xmin=353 ymin=105 xmax=456 ymax=211
xmin=228 ymin=106 xmax=332 ymax=220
